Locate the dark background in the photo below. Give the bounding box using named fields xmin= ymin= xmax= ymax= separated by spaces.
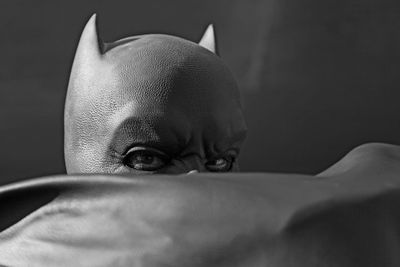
xmin=1 ymin=0 xmax=400 ymax=184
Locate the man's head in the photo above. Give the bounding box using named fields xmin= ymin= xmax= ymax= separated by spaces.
xmin=64 ymin=14 xmax=247 ymax=175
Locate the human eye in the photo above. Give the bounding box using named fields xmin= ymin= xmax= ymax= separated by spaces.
xmin=123 ymin=146 xmax=169 ymax=171
xmin=205 ymin=156 xmax=235 ymax=172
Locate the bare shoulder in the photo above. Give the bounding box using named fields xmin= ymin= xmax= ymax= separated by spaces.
xmin=318 ymin=142 xmax=400 ymax=177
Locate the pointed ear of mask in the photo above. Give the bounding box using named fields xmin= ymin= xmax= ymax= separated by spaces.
xmin=199 ymin=24 xmax=217 ymax=54
xmin=69 ymin=14 xmax=103 ymax=82
xmin=65 ymin=14 xmax=104 ymax=173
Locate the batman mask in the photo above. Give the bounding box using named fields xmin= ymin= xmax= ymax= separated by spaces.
xmin=64 ymin=15 xmax=247 ymax=175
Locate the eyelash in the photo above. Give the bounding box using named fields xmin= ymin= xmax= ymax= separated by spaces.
xmin=120 ymin=145 xmax=238 ymax=168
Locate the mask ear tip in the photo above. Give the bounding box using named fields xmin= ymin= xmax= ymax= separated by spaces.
xmin=88 ymin=13 xmax=96 ymax=21
xmin=75 ymin=13 xmax=103 ymax=57
xmin=199 ymin=24 xmax=217 ymax=54
xmin=85 ymin=13 xmax=98 ymax=33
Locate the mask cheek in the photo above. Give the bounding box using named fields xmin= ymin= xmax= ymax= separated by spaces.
xmin=165 ymin=157 xmax=207 ymax=174
xmin=68 ymin=147 xmax=118 ymax=174
xmin=153 ymin=163 xmax=189 ymax=174
xmin=66 ymin=149 xmax=97 ymax=174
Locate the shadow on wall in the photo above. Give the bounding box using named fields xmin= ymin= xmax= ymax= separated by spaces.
xmin=1 ymin=0 xmax=400 ymax=184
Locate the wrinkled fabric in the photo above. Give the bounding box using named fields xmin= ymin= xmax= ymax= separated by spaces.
xmin=1 ymin=143 xmax=400 ymax=266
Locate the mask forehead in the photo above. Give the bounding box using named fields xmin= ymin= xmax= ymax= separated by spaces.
xmin=104 ymin=35 xmax=241 ymax=110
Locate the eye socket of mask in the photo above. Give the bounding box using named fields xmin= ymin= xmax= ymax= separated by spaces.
xmin=123 ymin=146 xmax=170 ymax=172
xmin=119 ymin=143 xmax=238 ymax=173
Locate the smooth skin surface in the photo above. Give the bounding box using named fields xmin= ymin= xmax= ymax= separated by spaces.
xmin=64 ymin=15 xmax=247 ymax=175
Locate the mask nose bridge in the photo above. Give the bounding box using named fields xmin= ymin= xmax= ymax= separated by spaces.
xmin=175 ymin=153 xmax=207 ymax=173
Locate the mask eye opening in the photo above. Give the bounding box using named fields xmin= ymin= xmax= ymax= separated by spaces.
xmin=122 ymin=146 xmax=170 ymax=172
xmin=205 ymin=155 xmax=236 ymax=172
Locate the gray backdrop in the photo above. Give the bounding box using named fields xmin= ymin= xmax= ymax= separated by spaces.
xmin=1 ymin=0 xmax=400 ymax=184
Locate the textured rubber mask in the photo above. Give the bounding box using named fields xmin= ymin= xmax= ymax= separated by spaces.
xmin=64 ymin=14 xmax=247 ymax=175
